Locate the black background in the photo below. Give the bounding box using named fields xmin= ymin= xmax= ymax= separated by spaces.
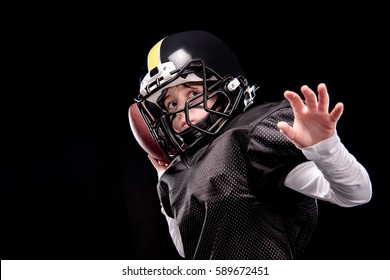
xmin=2 ymin=5 xmax=388 ymax=260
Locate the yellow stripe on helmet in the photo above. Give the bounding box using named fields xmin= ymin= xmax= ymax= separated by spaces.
xmin=147 ymin=38 xmax=164 ymax=71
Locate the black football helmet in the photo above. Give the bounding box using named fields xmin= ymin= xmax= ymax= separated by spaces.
xmin=129 ymin=30 xmax=258 ymax=162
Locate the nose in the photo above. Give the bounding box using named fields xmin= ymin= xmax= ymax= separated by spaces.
xmin=176 ymin=96 xmax=187 ymax=110
xmin=175 ymin=97 xmax=187 ymax=117
xmin=176 ymin=109 xmax=186 ymax=120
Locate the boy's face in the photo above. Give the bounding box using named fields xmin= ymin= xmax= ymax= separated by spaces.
xmin=162 ymin=83 xmax=217 ymax=133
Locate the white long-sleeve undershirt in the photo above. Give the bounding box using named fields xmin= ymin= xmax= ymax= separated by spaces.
xmin=158 ymin=133 xmax=372 ymax=257
xmin=285 ymin=133 xmax=372 ymax=207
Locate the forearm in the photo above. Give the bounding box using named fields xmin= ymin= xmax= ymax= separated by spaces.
xmin=285 ymin=134 xmax=372 ymax=207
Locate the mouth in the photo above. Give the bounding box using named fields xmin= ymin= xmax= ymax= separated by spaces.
xmin=179 ymin=121 xmax=190 ymax=132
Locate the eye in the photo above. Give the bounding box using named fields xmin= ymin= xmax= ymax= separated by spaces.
xmin=166 ymin=101 xmax=177 ymax=111
xmin=188 ymin=91 xmax=203 ymax=105
xmin=188 ymin=89 xmax=204 ymax=100
xmin=190 ymin=91 xmax=199 ymax=97
xmin=164 ymin=101 xmax=177 ymax=112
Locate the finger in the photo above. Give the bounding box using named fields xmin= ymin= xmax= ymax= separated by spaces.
xmin=284 ymin=90 xmax=305 ymax=112
xmin=300 ymin=85 xmax=318 ymax=109
xmin=329 ymin=102 xmax=344 ymax=123
xmin=147 ymin=154 xmax=160 ymax=168
xmin=158 ymin=160 xmax=169 ymax=167
xmin=277 ymin=121 xmax=296 ymax=142
xmin=147 ymin=154 xmax=168 ymax=172
xmin=317 ymin=83 xmax=329 ymax=112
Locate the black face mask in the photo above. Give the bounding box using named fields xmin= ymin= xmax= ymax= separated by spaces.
xmin=174 ymin=93 xmax=226 ymax=145
xmin=176 ymin=116 xmax=212 ymax=146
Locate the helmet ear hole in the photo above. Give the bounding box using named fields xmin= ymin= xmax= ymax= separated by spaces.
xmin=128 ymin=104 xmax=171 ymax=163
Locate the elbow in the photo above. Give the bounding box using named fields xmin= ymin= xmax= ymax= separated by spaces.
xmin=357 ymin=182 xmax=373 ymax=205
xmin=356 ymin=176 xmax=373 ymax=205
xmin=331 ymin=176 xmax=373 ymax=208
xmin=348 ymin=166 xmax=373 ymax=207
xmin=340 ymin=181 xmax=373 ymax=207
xmin=363 ymin=183 xmax=373 ymax=204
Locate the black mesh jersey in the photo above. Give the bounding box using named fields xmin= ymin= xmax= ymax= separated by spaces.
xmin=158 ymin=99 xmax=318 ymax=259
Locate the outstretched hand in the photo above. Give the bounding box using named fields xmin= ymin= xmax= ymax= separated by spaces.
xmin=277 ymin=83 xmax=344 ymax=148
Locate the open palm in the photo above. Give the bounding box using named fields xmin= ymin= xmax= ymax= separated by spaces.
xmin=277 ymin=83 xmax=344 ymax=148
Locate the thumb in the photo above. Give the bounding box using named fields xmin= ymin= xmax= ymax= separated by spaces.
xmin=277 ymin=121 xmax=295 ymax=141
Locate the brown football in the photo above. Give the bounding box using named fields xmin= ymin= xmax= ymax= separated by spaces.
xmin=128 ymin=103 xmax=171 ymax=163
